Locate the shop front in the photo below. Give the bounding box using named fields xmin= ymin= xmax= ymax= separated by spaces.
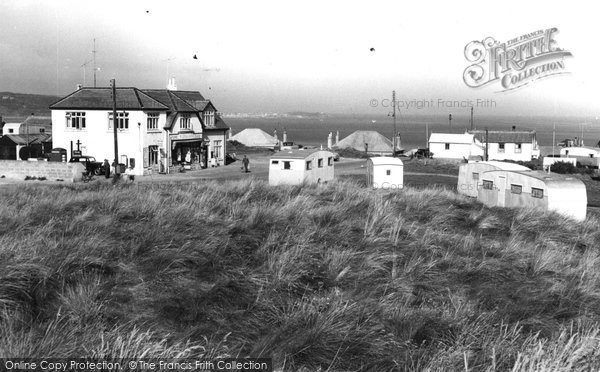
xmin=171 ymin=138 xmax=209 ymax=171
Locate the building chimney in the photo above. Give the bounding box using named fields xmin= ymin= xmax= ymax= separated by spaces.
xmin=167 ymin=77 xmax=177 ymax=91
xmin=327 ymin=132 xmax=333 ymax=149
xmin=335 ymin=130 xmax=339 ymax=146
xmin=282 ymin=130 xmax=287 ymax=143
xmin=76 ymin=84 xmax=82 ymax=90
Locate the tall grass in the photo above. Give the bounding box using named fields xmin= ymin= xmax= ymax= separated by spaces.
xmin=1 ymin=179 xmax=600 ymax=370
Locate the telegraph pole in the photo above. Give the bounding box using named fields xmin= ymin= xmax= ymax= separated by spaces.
xmin=392 ymin=90 xmax=397 ymax=157
xmin=111 ymin=79 xmax=119 ymax=177
xmin=93 ymin=38 xmax=97 ymax=87
xmin=470 ymin=107 xmax=474 ymax=131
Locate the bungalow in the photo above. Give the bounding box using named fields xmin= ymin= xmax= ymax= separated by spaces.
xmin=49 ymin=81 xmax=229 ymax=175
xmin=470 ymin=129 xmax=540 ymax=161
xmin=559 ymin=146 xmax=600 ymax=168
xmin=428 ymin=133 xmax=482 ymax=159
xmin=269 ymin=149 xmax=335 ymax=186
xmin=477 ymin=170 xmax=587 ymax=221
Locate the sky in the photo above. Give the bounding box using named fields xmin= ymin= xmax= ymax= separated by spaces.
xmin=0 ymin=0 xmax=598 ymax=119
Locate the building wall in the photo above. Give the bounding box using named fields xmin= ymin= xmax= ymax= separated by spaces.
xmin=486 ymin=143 xmax=535 ymax=161
xmin=52 ymin=109 xmax=168 ymax=176
xmin=0 ymin=160 xmax=85 ymax=182
xmin=429 ymin=142 xmax=474 ymax=159
xmin=205 ymin=131 xmax=227 ymax=165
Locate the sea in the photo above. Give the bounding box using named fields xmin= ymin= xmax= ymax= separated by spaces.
xmin=225 ymin=114 xmax=600 ymax=154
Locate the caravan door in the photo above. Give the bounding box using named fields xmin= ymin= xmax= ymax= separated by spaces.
xmin=497 ymin=175 xmax=507 ymax=207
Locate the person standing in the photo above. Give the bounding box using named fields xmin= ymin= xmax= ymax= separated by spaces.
xmin=242 ymin=155 xmax=250 ymax=173
xmin=103 ymin=159 xmax=111 ymax=179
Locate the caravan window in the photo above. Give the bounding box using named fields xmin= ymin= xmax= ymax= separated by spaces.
xmin=306 ymin=160 xmax=312 ymax=170
xmin=531 ymin=187 xmax=544 ymax=198
xmin=386 ymin=170 xmax=391 ymax=176
xmin=271 ymin=160 xmax=279 ymax=165
xmin=283 ymin=161 xmax=291 ymax=170
xmin=318 ymin=158 xmax=323 ymax=168
xmin=482 ymin=180 xmax=493 ymax=190
xmin=328 ymin=157 xmax=333 ymax=166
xmin=511 ymin=184 xmax=522 ymax=194
xmin=472 ymin=172 xmax=479 ymax=180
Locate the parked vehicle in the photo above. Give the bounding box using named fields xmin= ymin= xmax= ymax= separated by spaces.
xmin=69 ymin=155 xmax=103 ymax=175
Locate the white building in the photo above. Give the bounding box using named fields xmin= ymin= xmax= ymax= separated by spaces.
xmin=458 ymin=161 xmax=530 ymax=197
xmin=269 ymin=149 xmax=335 ymax=186
xmin=366 ymin=157 xmax=403 ymax=189
xmin=49 ymin=84 xmax=229 ymax=175
xmin=428 ymin=133 xmax=481 ymax=159
xmin=470 ymin=129 xmax=540 ymax=161
xmin=477 ymin=170 xmax=587 ymax=221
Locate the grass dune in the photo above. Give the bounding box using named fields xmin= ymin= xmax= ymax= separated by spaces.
xmin=1 ymin=179 xmax=600 ymax=370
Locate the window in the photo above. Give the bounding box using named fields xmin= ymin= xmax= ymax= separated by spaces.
xmin=180 ymin=114 xmax=191 ymax=129
xmin=318 ymin=158 xmax=323 ymax=168
xmin=108 ymin=112 xmax=129 ymax=130
xmin=66 ymin=112 xmax=86 ymax=129
xmin=482 ymin=180 xmax=494 ymax=190
xmin=39 ymin=128 xmax=45 ymax=133
xmin=149 ymin=145 xmax=159 ymax=165
xmin=532 ymin=187 xmax=544 ymax=199
xmin=203 ymin=111 xmax=215 ymax=127
xmin=386 ymin=169 xmax=391 ymax=176
xmin=306 ymin=160 xmax=312 ymax=170
xmin=283 ymin=161 xmax=291 ymax=170
xmin=498 ymin=143 xmax=505 ymax=152
xmin=147 ymin=113 xmax=159 ymax=130
xmin=8 ymin=128 xmax=13 ymax=133
xmin=472 ymin=172 xmax=479 ymax=180
xmin=511 ymin=184 xmax=522 ymax=194
xmin=271 ymin=160 xmax=279 ymax=165
xmin=515 ymin=143 xmax=522 ymax=153
xmin=328 ymin=157 xmax=333 ymax=166
xmin=445 ymin=143 xmax=450 ymax=150
xmin=213 ymin=140 xmax=222 ymax=158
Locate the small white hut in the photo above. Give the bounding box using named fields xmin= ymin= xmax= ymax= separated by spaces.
xmin=458 ymin=161 xmax=530 ymax=197
xmin=269 ymin=149 xmax=335 ymax=186
xmin=367 ymin=157 xmax=404 ymax=189
xmin=477 ymin=170 xmax=587 ymax=221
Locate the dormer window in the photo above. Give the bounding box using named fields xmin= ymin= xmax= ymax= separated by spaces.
xmin=203 ymin=111 xmax=215 ymax=127
xmin=180 ymin=114 xmax=191 ymax=129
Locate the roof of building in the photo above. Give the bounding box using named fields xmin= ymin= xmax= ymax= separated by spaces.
xmin=0 ymin=134 xmax=52 ymax=145
xmin=336 ymin=131 xmax=395 ymax=152
xmin=270 ymin=149 xmax=332 ymax=159
xmin=470 ymin=130 xmax=536 ymax=143
xmin=49 ymin=87 xmax=169 ymax=110
xmin=368 ymin=156 xmax=404 ymax=166
xmin=142 ymin=90 xmax=199 ymax=112
xmin=483 ymin=169 xmax=585 ymax=186
xmin=230 ymin=128 xmax=279 ymax=147
xmin=429 ymin=133 xmax=474 ymax=144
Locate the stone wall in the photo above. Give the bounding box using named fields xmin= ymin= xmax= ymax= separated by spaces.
xmin=0 ymin=160 xmax=85 ymax=182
